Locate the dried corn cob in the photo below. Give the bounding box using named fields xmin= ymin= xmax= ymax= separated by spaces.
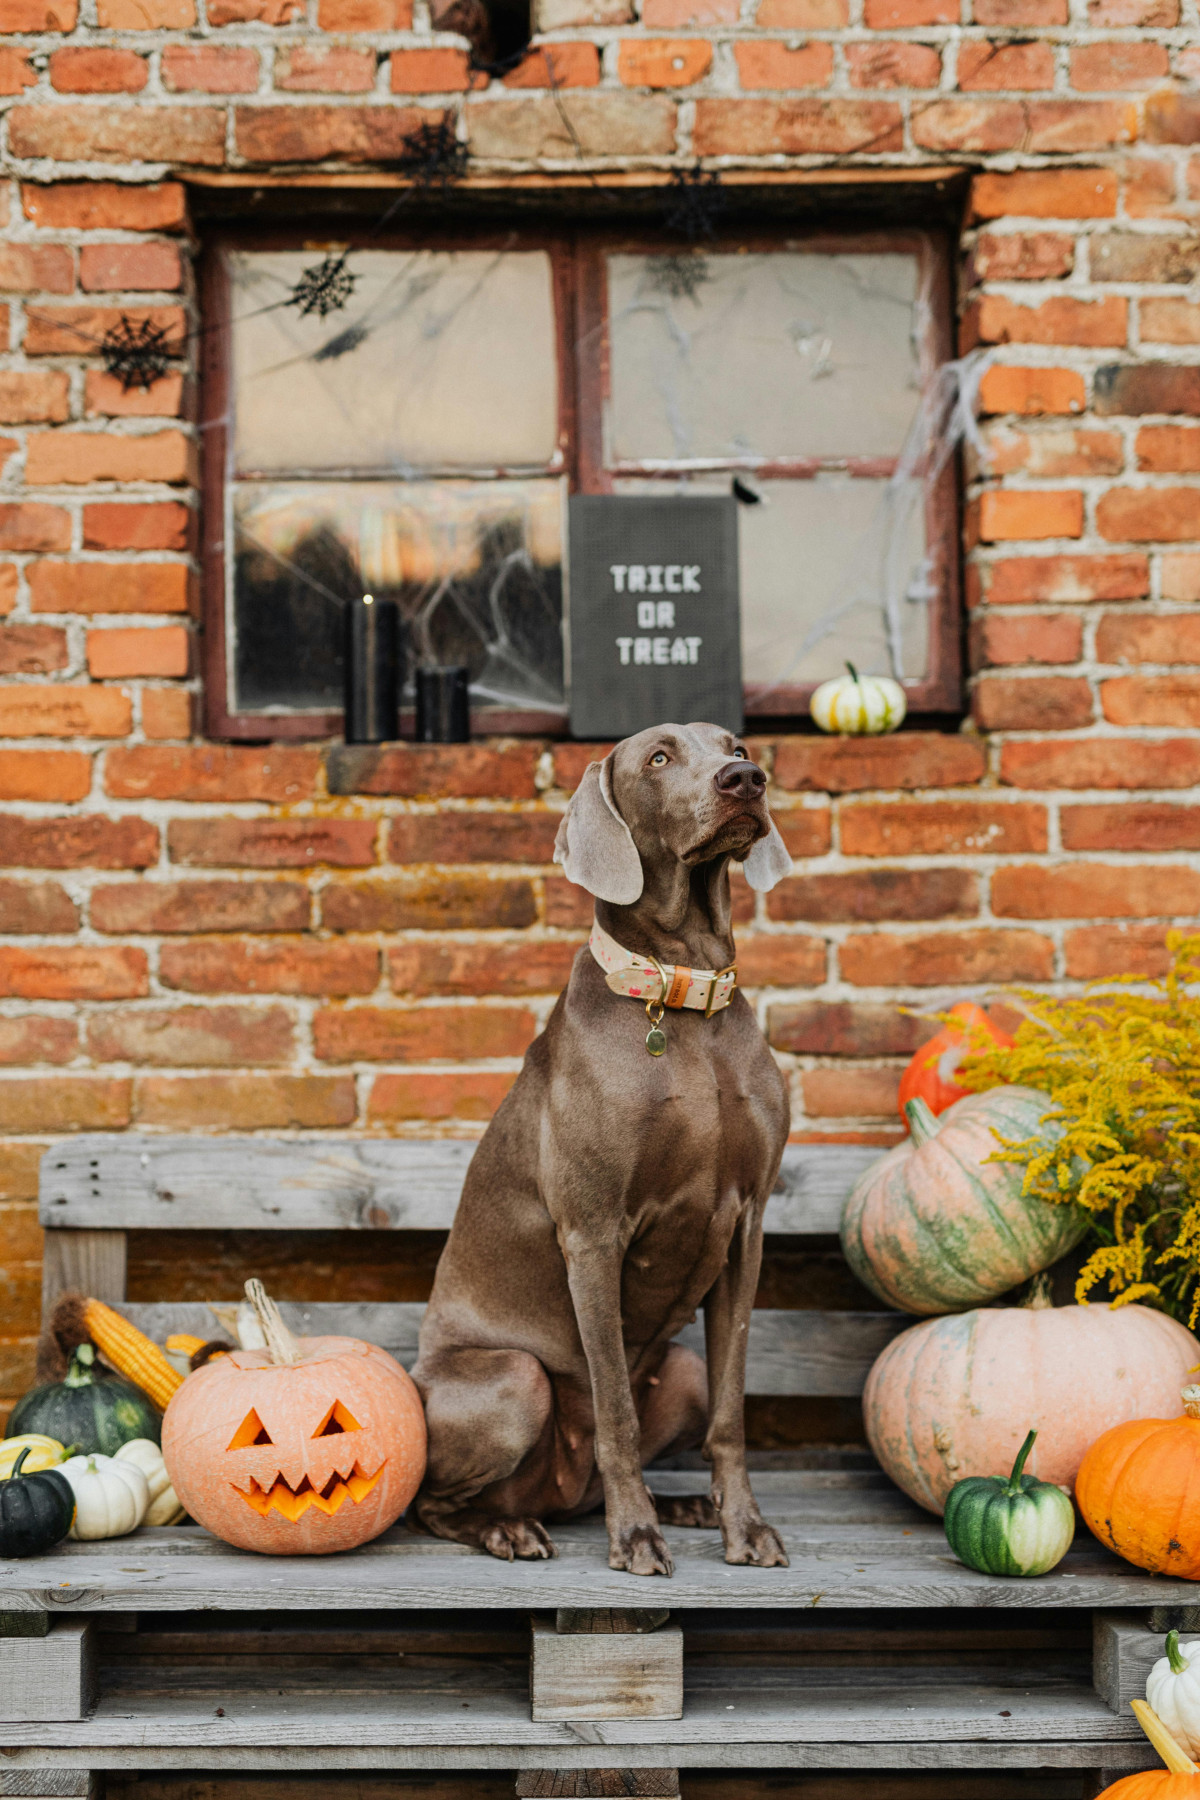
xmin=165 ymin=1333 xmax=207 ymax=1359
xmin=84 ymin=1298 xmax=183 ymax=1412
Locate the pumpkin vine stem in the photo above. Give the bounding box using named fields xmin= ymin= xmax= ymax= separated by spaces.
xmin=904 ymin=1096 xmax=941 ymax=1149
xmin=63 ymin=1344 xmax=97 ymax=1388
xmin=1167 ymin=1630 xmax=1189 ymax=1675
xmin=845 ymin=662 xmax=859 ymax=684
xmin=10 ymin=1446 xmax=29 ymax=1480
xmin=1006 ymin=1428 xmax=1038 ymax=1493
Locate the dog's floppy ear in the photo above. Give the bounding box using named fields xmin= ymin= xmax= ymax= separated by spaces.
xmin=741 ymin=817 xmax=793 ymax=892
xmin=554 ymin=757 xmax=644 ymax=905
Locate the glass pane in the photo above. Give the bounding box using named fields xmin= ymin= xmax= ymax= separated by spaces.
xmin=606 ymin=251 xmax=921 ymax=465
xmin=231 ymin=479 xmax=565 ymax=716
xmin=613 ymin=475 xmax=929 ymax=688
xmin=229 ymin=249 xmax=559 ymax=476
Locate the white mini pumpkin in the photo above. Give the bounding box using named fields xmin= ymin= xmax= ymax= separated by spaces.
xmin=115 ymin=1437 xmax=186 ymax=1526
xmin=811 ymin=663 xmax=907 ymax=736
xmin=59 ymin=1452 xmax=149 ymax=1539
xmin=1147 ymin=1631 xmax=1200 ymax=1756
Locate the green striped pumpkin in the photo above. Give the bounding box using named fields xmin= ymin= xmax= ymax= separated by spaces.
xmin=943 ymin=1428 xmax=1075 ymax=1577
xmin=840 ymin=1085 xmax=1085 ymax=1316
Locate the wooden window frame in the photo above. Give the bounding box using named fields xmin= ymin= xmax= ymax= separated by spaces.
xmin=201 ymin=219 xmax=960 ymax=743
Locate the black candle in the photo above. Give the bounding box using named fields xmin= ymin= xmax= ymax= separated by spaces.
xmin=343 ymin=593 xmax=401 ymax=745
xmin=415 ymin=665 xmax=470 ymax=744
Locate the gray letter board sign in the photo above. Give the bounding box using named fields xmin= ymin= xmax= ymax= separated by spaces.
xmin=567 ymin=495 xmax=743 ymax=739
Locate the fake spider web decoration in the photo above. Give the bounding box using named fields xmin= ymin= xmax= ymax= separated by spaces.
xmin=100 ymin=315 xmax=176 ymax=391
xmin=662 ymin=165 xmax=727 ymax=243
xmin=393 ymin=115 xmax=469 ymax=189
xmin=288 ymin=251 xmax=357 ymax=321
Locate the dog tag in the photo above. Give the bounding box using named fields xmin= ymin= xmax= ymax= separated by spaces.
xmin=646 ymin=1024 xmax=667 ymax=1056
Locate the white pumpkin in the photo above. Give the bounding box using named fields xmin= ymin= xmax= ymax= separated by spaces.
xmin=59 ymin=1452 xmax=149 ymax=1539
xmin=114 ymin=1437 xmax=185 ymax=1526
xmin=811 ymin=663 xmax=907 ymax=736
xmin=1147 ymin=1631 xmax=1200 ymax=1757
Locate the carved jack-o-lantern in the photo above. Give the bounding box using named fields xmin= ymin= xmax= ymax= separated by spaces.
xmin=162 ymin=1283 xmax=426 ymax=1555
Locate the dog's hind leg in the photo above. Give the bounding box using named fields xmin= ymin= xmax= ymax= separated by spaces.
xmin=642 ymin=1346 xmax=719 ymax=1529
xmin=410 ymin=1346 xmax=560 ymax=1560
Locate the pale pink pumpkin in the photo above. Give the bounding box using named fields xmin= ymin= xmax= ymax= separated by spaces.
xmin=864 ymin=1298 xmax=1200 ymax=1516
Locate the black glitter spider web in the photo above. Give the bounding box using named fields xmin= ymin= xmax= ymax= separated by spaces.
xmin=663 ymin=164 xmax=727 ymax=243
xmin=393 ymin=114 xmax=469 ymax=189
xmin=100 ymin=314 xmax=176 ymax=391
xmin=645 ymin=252 xmax=710 ymax=301
xmin=287 ymin=250 xmax=357 ymax=320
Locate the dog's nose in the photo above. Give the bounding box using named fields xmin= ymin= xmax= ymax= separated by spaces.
xmin=714 ymin=760 xmax=766 ymax=800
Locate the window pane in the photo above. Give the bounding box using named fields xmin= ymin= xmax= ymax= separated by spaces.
xmin=229 ymin=249 xmax=559 ymax=476
xmin=231 ymin=478 xmax=565 ymax=716
xmin=606 ymin=251 xmax=921 ymax=466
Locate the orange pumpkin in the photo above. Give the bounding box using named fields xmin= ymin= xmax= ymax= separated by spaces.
xmin=864 ymin=1290 xmax=1200 ymax=1515
xmin=162 ymin=1282 xmax=426 ymax=1555
xmin=897 ymin=1003 xmax=1013 ymax=1119
xmin=1076 ymin=1384 xmax=1200 ymax=1579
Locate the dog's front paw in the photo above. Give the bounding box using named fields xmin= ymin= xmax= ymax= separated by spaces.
xmin=482 ymin=1517 xmax=558 ymax=1562
xmin=610 ymin=1522 xmax=674 ymax=1577
xmin=723 ymin=1517 xmax=789 ymax=1568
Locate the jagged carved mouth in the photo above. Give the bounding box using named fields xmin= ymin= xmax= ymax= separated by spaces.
xmin=237 ymin=1463 xmax=385 ymax=1521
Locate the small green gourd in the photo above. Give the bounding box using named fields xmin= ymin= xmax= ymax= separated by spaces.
xmin=943 ymin=1428 xmax=1075 ymax=1577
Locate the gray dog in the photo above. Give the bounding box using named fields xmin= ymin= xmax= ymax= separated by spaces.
xmin=411 ymin=721 xmax=793 ymax=1577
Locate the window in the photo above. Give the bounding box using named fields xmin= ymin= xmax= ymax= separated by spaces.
xmin=201 ymin=223 xmax=958 ymax=740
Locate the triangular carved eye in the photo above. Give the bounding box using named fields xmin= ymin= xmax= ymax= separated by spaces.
xmin=313 ymin=1400 xmax=362 ymax=1437
xmin=227 ymin=1408 xmax=273 ymax=1450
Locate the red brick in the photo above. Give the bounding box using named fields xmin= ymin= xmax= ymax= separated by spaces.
xmin=801 ymin=1068 xmax=901 ymax=1119
xmin=0 ymin=0 xmax=75 ymax=28
xmin=986 ymin=426 xmax=1123 ymax=480
xmin=1070 ymin=41 xmax=1168 ymax=89
xmin=209 ymin=0 xmax=298 ymax=18
xmin=968 ymin=295 xmax=1127 ymax=348
xmin=98 ymin=0 xmax=194 ymax=23
xmin=141 ymin=689 xmax=192 ymax=740
xmin=1024 ymin=100 xmax=1136 ymax=153
xmin=390 ymin=938 xmax=578 ymax=997
xmin=1001 ymin=737 xmax=1200 ymax=789
xmin=978 ymin=366 xmax=1084 ymax=417
xmin=316 ymin=0 xmax=409 ymax=23
xmin=551 ymin=742 xmax=614 ymax=791
xmin=0 ymin=1078 xmax=130 ymax=1134
xmin=995 ymin=861 xmax=1200 ymax=919
xmin=0 ymin=751 xmax=90 ymax=802
xmin=733 ymin=40 xmax=829 ymax=88
xmin=840 ymin=929 xmax=1054 ymax=986
xmin=0 ymin=944 xmax=146 ymax=1001
xmin=620 ymin=37 xmax=713 ymax=85
xmin=84 ymin=371 xmax=184 ymax=419
xmin=276 ymin=45 xmax=374 ymax=90
xmin=774 ymin=733 xmax=985 ymax=793
xmin=1095 ymin=365 xmax=1200 ymax=415
xmin=25 ymin=432 xmax=192 ymax=487
xmin=92 ymin=879 xmax=309 ymax=934
xmin=692 ymin=97 xmax=902 ymax=154
xmin=770 ymin=1000 xmax=934 ymax=1056
xmin=0 ymin=567 xmax=15 ymax=615
xmin=322 ymin=875 xmax=537 ymax=932
xmin=235 ymin=104 xmax=428 ymax=162
xmin=0 ymin=504 xmax=70 ymax=553
xmin=0 ymin=372 xmax=69 ymax=426
xmin=49 ymin=47 xmax=148 ymax=91
xmin=0 ymin=625 xmax=68 ymax=675
xmin=544 ymin=877 xmax=593 ymax=929
xmin=1091 ymin=0 xmax=1176 ymax=17
xmin=23 ymin=305 xmax=182 ymax=358
xmin=840 ymin=799 xmax=1048 ymax=856
xmin=88 ymin=1004 xmax=294 ymax=1067
xmin=386 ymin=811 xmax=559 ymax=865
xmin=313 ymin=1004 xmax=537 ymax=1063
xmin=0 ymin=1018 xmax=77 ymax=1066
xmin=388 ymin=47 xmax=469 ymax=91
xmin=768 ymin=868 xmax=977 ymax=923
xmin=864 ymin=0 xmax=952 ymax=19
xmin=7 ymin=105 xmax=224 ymax=166
xmin=162 ymin=44 xmax=259 ymax=91
xmin=1123 ymin=155 xmax=1177 ymax=218
xmin=970 ymin=167 xmax=1118 ymax=220
xmin=1061 ymin=802 xmax=1200 ymax=851
xmin=327 ymin=743 xmax=540 ymax=800
xmin=1100 ymin=674 xmax=1200 ymax=726
xmin=0 ymin=879 xmax=77 ymax=932
xmin=731 ymin=934 xmax=826 ymax=987
xmin=972 ymin=233 xmax=1074 ymax=284
xmin=1142 ymin=300 xmax=1200 ymax=346
xmin=0 ymin=49 xmax=33 ymax=91
xmin=0 ymin=687 xmax=131 ymax=739
xmin=105 ymin=745 xmax=319 ymax=803
xmin=983 ymin=552 xmax=1147 ymax=605
xmin=978 ymin=490 xmax=1084 ymax=541
xmin=83 ymin=503 xmax=189 ymax=552
xmin=972 ymin=675 xmax=1093 ymax=730
xmin=1136 ymin=426 xmax=1200 ymax=473
xmin=22 ymin=182 xmax=185 ymax=230
xmin=845 ymin=42 xmax=941 ymax=87
xmin=1092 ymin=236 xmax=1200 ymax=284
xmin=79 ymin=243 xmax=182 ymax=293
xmin=772 ymin=808 xmax=833 ymax=857
xmin=958 ymin=39 xmax=1054 ymax=89
xmin=136 ymin=1074 xmax=356 ymax=1130
xmin=502 ymin=44 xmax=600 ymax=85
xmin=1096 ymin=612 xmax=1200 ymax=664
xmin=642 ymin=0 xmax=734 ymax=20
xmin=160 ymin=938 xmax=377 ymax=997
xmin=169 ymin=818 xmax=377 ymax=870
xmin=911 ymin=99 xmax=1025 ymax=151
xmin=0 ymin=245 xmax=73 ymax=295
xmin=0 ymin=814 xmax=156 ymax=868
xmin=1064 ymin=922 xmax=1172 ymax=979
xmin=1144 ymin=90 xmax=1200 ymax=146
xmin=974 ymin=0 xmax=1065 ymax=18
xmin=1164 ymin=554 xmax=1200 ymax=600
xmin=367 ymin=1070 xmax=516 ymax=1123
xmin=973 ymin=613 xmax=1083 ymax=668
xmin=29 ymin=563 xmax=189 ymax=616
xmin=1098 ymin=488 xmax=1200 ymax=542
xmin=87 ymin=626 xmax=189 ymax=679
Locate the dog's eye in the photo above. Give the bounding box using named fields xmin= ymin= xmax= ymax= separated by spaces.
xmin=733 ymin=747 xmax=747 ymax=759
xmin=649 ymin=752 xmax=668 ymax=767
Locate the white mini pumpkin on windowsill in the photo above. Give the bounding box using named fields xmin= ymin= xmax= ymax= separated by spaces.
xmin=811 ymin=663 xmax=907 ymax=736
xmin=59 ymin=1452 xmax=149 ymax=1540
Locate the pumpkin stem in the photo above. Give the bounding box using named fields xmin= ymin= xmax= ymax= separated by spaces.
xmin=1131 ymin=1699 xmax=1200 ymax=1775
xmin=1167 ymin=1630 xmax=1190 ymax=1676
xmin=1019 ymin=1272 xmax=1055 ymax=1311
xmin=904 ymin=1096 xmax=941 ymax=1147
xmin=10 ymin=1446 xmax=30 ymax=1480
xmin=845 ymin=662 xmax=860 ymax=684
xmin=63 ymin=1344 xmax=97 ymax=1389
xmin=1006 ymin=1428 xmax=1037 ymax=1492
xmin=1183 ymin=1385 xmax=1200 ymax=1420
xmin=244 ymin=1279 xmax=302 ymax=1367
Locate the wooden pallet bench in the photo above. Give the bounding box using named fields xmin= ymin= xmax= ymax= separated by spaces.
xmin=1 ymin=1135 xmax=1191 ymax=1797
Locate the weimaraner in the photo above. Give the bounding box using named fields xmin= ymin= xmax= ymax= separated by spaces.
xmin=410 ymin=721 xmax=794 ymax=1576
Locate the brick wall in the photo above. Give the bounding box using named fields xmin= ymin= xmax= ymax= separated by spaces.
xmin=0 ymin=0 xmax=1197 ymax=1419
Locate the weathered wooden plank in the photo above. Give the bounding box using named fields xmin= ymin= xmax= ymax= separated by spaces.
xmin=1093 ymin=1614 xmax=1176 ymax=1715
xmin=0 ymin=1621 xmax=94 ymax=1724
xmin=531 ymin=1621 xmax=683 ymax=1722
xmin=0 ymin=1775 xmax=91 ymax=1796
xmin=0 ymin=1612 xmax=49 ymax=1638
xmin=516 ymin=1773 xmax=679 ymax=1797
xmin=41 ymin=1229 xmax=126 ymax=1312
xmin=555 ymin=1611 xmax=670 ymax=1635
xmin=39 ymin=1138 xmax=877 ymax=1236
xmin=112 ymin=1302 xmax=906 ymax=1398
